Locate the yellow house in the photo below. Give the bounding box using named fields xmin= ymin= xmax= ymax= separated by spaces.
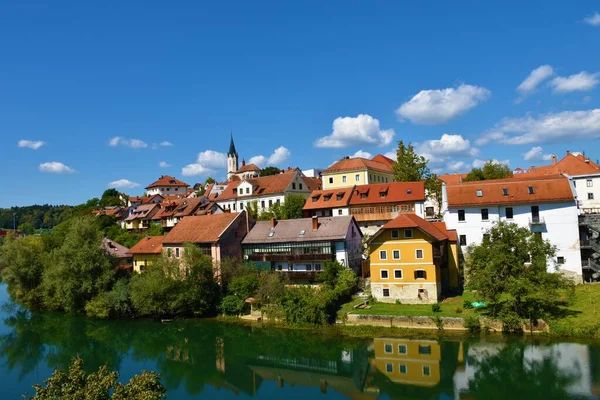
xmin=127 ymin=236 xmax=165 ymax=273
xmin=321 ymin=156 xmax=394 ymax=190
xmin=368 ymin=213 xmax=459 ymax=303
xmin=372 ymin=338 xmax=441 ymax=387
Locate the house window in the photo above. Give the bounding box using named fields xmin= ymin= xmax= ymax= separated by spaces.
xmin=355 ymin=174 xmax=360 ymax=181
xmin=383 ymin=288 xmax=390 ymax=297
xmin=404 ymin=229 xmax=413 ymax=238
xmin=399 ymin=364 xmax=407 ymax=374
xmin=506 ymin=207 xmax=514 ymax=219
xmin=458 ymin=210 xmax=465 ymax=222
xmin=459 ymin=235 xmax=467 ymax=246
xmin=338 ymin=209 xmax=343 ymax=215
xmin=380 ymin=269 xmax=389 ymax=279
xmin=398 ymin=344 xmax=407 ymax=354
xmin=314 ymin=263 xmax=322 ymax=271
xmin=393 ymin=250 xmax=400 ymax=260
xmin=329 ymin=177 xmax=334 ymax=184
xmin=269 ymin=200 xmax=273 ymax=207
xmin=407 ymin=189 xmax=412 ymax=195
xmin=394 ymin=269 xmax=402 ymax=279
xmin=557 ymin=256 xmax=565 ymax=264
xmin=425 ymin=206 xmax=434 ymax=217
xmin=246 ymin=187 xmax=250 ymax=194
xmin=418 ymin=345 xmax=431 ymax=355
xmin=261 ymin=201 xmax=265 ymax=208
xmin=415 ymin=270 xmax=426 ymax=279
xmin=380 ymin=250 xmax=387 ymax=260
xmin=423 ymin=366 xmax=431 ymax=376
xmin=502 ymin=187 xmax=509 ymax=196
xmin=240 ymin=203 xmax=244 ymax=210
xmin=386 ymin=363 xmax=393 ymax=373
xmin=292 ymin=183 xmax=296 ymax=190
xmin=361 ymin=193 xmax=367 ymax=199
xmin=342 ymin=176 xmax=347 ymax=183
xmin=415 ymin=249 xmax=424 ymax=259
xmin=175 ymin=248 xmax=180 ymax=258
xmin=299 ymin=183 xmax=303 ymax=190
xmin=391 ymin=229 xmax=400 ymax=239
xmin=481 ymin=208 xmax=489 ymax=221
xmin=277 ymin=264 xmax=283 ymax=271
xmin=589 ymin=193 xmax=595 ymax=200
xmin=384 ymin=343 xmax=393 ymax=353
xmin=528 ymin=186 xmax=535 ymax=194
xmin=587 ymin=179 xmax=593 ymax=187
xmin=232 ymin=203 xmax=236 ymax=211
xmin=476 ymin=189 xmax=483 ymax=197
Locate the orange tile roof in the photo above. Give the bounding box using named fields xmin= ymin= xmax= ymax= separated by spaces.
xmin=439 ymin=173 xmax=468 ymax=185
xmin=516 ymin=152 xmax=600 ymax=177
xmin=349 ymin=182 xmax=425 ymax=206
xmin=382 ymin=214 xmax=450 ymax=241
xmin=217 ymin=172 xmax=308 ymax=201
xmin=323 ymin=157 xmax=393 ymax=174
xmin=146 ymin=175 xmax=189 ymax=189
xmin=237 ymin=163 xmax=261 ymax=173
xmin=163 ymin=212 xmax=242 ymax=244
xmin=128 ymin=236 xmax=165 ymax=254
xmin=125 ymin=203 xmax=159 ymax=221
xmin=304 ymin=176 xmax=322 ymax=191
xmin=431 ymin=221 xmax=458 ymax=242
xmin=446 ymin=175 xmax=575 ymax=207
xmin=371 ymin=154 xmax=395 ymax=167
xmin=303 ymin=187 xmax=355 ymax=211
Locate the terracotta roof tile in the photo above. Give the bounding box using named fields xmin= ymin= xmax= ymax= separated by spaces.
xmin=439 ymin=173 xmax=468 ymax=185
xmin=102 ymin=238 xmax=131 ymax=258
xmin=446 ymin=175 xmax=575 ymax=207
xmin=146 ymin=175 xmax=189 ymax=189
xmin=516 ymin=153 xmax=600 ymax=177
xmin=303 ymin=187 xmax=354 ymax=211
xmin=163 ymin=212 xmax=243 ymax=244
xmin=382 ymin=214 xmax=449 ymax=241
xmin=242 ymin=216 xmax=360 ymax=243
xmin=371 ymin=154 xmax=395 ymax=167
xmin=217 ymin=172 xmax=309 ymax=201
xmin=323 ymin=157 xmax=393 ymax=174
xmin=431 ymin=222 xmax=457 ymax=242
xmin=125 ymin=203 xmax=159 ymax=221
xmin=349 ymin=182 xmax=425 ymax=205
xmin=304 ymin=177 xmax=322 ymax=191
xmin=128 ymin=236 xmax=165 ymax=254
xmin=236 ymin=163 xmax=261 ymax=173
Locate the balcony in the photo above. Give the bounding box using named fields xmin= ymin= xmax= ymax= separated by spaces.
xmin=247 ymin=254 xmax=334 ymax=262
xmin=277 ymin=271 xmax=321 ymax=280
xmin=528 ymin=216 xmax=545 ymax=226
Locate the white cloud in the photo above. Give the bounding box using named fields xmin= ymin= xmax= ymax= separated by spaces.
xmin=477 ymin=109 xmax=600 ymax=145
xmin=160 ymin=141 xmax=174 ymax=147
xmin=314 ymin=114 xmax=394 ymax=148
xmin=18 ymin=139 xmax=45 ymax=150
xmin=447 ymin=161 xmax=468 ymax=172
xmin=249 ymin=146 xmax=291 ymax=167
xmin=471 ymin=159 xmax=486 ymax=169
xmin=181 ymin=150 xmax=228 ymax=177
xmin=384 ymin=151 xmax=396 ymax=160
xmin=108 ymin=137 xmax=148 ymax=149
xmin=395 ymin=84 xmax=490 ymax=124
xmin=584 ymin=12 xmax=600 ymax=26
xmin=516 ymin=65 xmax=554 ymax=101
xmin=351 ymin=150 xmax=373 ymax=159
xmin=108 ymin=179 xmax=140 ymax=189
xmin=523 ymin=146 xmax=553 ymax=162
xmin=550 ymin=72 xmax=600 ymax=93
xmin=39 ymin=162 xmax=76 ymax=174
xmin=159 ymin=161 xmax=171 ymax=168
xmin=417 ymin=134 xmax=478 ymax=164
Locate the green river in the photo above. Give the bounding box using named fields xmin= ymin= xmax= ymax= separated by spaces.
xmin=0 ymin=284 xmax=598 ymax=399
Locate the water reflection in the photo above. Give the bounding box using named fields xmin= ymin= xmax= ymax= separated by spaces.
xmin=0 ymin=300 xmax=598 ymax=399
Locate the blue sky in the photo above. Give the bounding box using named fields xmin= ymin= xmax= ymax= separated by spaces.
xmin=2 ymin=0 xmax=600 ymax=207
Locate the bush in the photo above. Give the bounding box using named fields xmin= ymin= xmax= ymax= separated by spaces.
xmin=431 ymin=316 xmax=444 ymax=331
xmin=463 ymin=300 xmax=474 ymax=309
xmin=220 ymin=295 xmax=245 ymax=316
xmin=464 ymin=315 xmax=481 ymax=333
xmin=395 ymin=299 xmax=402 ymax=305
xmin=455 ymin=307 xmax=463 ymax=314
xmin=431 ymin=303 xmax=442 ymax=313
xmin=501 ymin=311 xmax=524 ymax=334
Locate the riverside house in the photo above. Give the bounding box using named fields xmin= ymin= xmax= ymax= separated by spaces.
xmin=241 ymin=215 xmax=363 ymax=282
xmin=128 ymin=236 xmax=165 ymax=273
xmin=368 ymin=214 xmax=459 ymax=303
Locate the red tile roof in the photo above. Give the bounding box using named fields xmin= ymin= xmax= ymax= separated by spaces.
xmin=439 ymin=173 xmax=468 ymax=185
xmin=128 ymin=236 xmax=165 ymax=254
xmin=349 ymin=182 xmax=425 ymax=206
xmin=125 ymin=203 xmax=160 ymax=221
xmin=146 ymin=175 xmax=189 ymax=189
xmin=323 ymin=157 xmax=393 ymax=174
xmin=102 ymin=238 xmax=131 ymax=259
xmin=304 ymin=177 xmax=322 ymax=191
xmin=382 ymin=214 xmax=452 ymax=242
xmin=371 ymin=154 xmax=395 ymax=167
xmin=163 ymin=212 xmax=243 ymax=244
xmin=303 ymin=187 xmax=355 ymax=211
xmin=516 ymin=152 xmax=600 ymax=177
xmin=431 ymin=221 xmax=458 ymax=242
xmin=446 ymin=175 xmax=575 ymax=207
xmin=217 ymin=171 xmax=308 ymax=201
xmin=236 ymin=163 xmax=261 ymax=173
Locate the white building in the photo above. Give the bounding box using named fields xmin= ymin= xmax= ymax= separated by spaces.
xmin=442 ymin=175 xmax=583 ymax=281
xmin=145 ymin=175 xmax=190 ymax=197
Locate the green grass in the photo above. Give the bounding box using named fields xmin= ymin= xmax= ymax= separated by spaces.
xmin=547 ymin=284 xmax=600 ymax=338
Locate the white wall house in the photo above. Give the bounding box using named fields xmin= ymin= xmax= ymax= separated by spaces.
xmin=572 ymin=173 xmax=600 ymax=211
xmin=442 ymin=176 xmax=583 ymax=281
xmin=145 ymin=175 xmax=189 ymax=197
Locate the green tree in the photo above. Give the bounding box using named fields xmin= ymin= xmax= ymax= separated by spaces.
xmin=18 ymin=222 xmax=35 ymax=235
xmin=260 ymin=166 xmax=281 ymax=177
xmin=0 ymin=235 xmax=46 ymax=307
xmin=205 ymin=177 xmax=216 ymax=184
xmin=281 ymin=194 xmax=306 ymax=219
xmin=426 ymin=174 xmax=443 ymax=217
xmin=465 ymin=221 xmax=574 ymax=325
xmin=257 ymin=202 xmax=284 ymax=221
xmin=28 ymin=356 xmax=166 ymax=400
xmin=99 ymin=189 xmax=125 ymax=208
xmin=246 ymin=200 xmax=259 ymax=219
xmin=393 ymin=141 xmax=430 ymax=182
xmin=463 ymin=160 xmax=512 ymax=182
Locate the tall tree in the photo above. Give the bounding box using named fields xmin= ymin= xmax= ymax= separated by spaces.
xmin=205 ymin=177 xmax=216 ymax=184
xmin=260 ymin=166 xmax=281 ymax=177
xmin=281 ymin=194 xmax=306 ymax=219
xmin=392 ymin=141 xmax=431 ymax=182
xmin=463 ymin=160 xmax=512 ymax=182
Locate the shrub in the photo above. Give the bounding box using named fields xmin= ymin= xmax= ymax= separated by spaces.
xmin=463 ymin=300 xmax=474 ymax=309
xmin=220 ymin=295 xmax=245 ymax=316
xmin=431 ymin=303 xmax=442 ymax=313
xmin=501 ymin=311 xmax=524 ymax=334
xmin=455 ymin=307 xmax=463 ymax=314
xmin=395 ymin=299 xmax=402 ymax=305
xmin=431 ymin=316 xmax=444 ymax=331
xmin=464 ymin=315 xmax=481 ymax=333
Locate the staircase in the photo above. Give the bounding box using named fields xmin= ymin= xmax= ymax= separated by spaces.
xmin=579 ymin=213 xmax=600 ymax=278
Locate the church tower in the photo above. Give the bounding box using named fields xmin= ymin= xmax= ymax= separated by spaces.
xmin=227 ymin=133 xmax=239 ymax=180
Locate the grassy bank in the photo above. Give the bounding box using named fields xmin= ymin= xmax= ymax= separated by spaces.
xmin=546 ymin=284 xmax=600 ymax=338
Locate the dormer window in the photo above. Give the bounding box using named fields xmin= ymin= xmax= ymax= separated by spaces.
xmin=361 ymin=193 xmax=367 ymax=199
xmin=528 ymin=186 xmax=535 ymax=194
xmin=324 ymin=195 xmax=332 ymax=202
xmin=502 ymin=188 xmax=509 ymax=196
xmin=476 ymin=189 xmax=483 ymax=197
xmin=336 ymin=193 xmax=344 ymax=201
xmin=233 ymin=189 xmax=237 ymax=195
xmin=312 ymin=195 xmax=320 ymax=202
xmin=406 ymin=189 xmax=412 ymax=195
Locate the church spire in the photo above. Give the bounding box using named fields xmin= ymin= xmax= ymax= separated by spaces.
xmin=228 ymin=132 xmax=238 ymax=157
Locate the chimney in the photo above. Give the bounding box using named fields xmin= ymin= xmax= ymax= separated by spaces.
xmin=271 ymin=218 xmax=277 ymax=228
xmin=242 ymin=159 xmax=246 ymax=167
xmin=551 ymin=154 xmax=557 ymax=164
xmin=566 ymin=150 xmax=570 ymax=155
xmin=312 ymin=216 xmax=319 ymax=230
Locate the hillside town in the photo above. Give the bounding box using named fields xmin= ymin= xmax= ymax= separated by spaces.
xmin=92 ymin=136 xmax=600 ymax=305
